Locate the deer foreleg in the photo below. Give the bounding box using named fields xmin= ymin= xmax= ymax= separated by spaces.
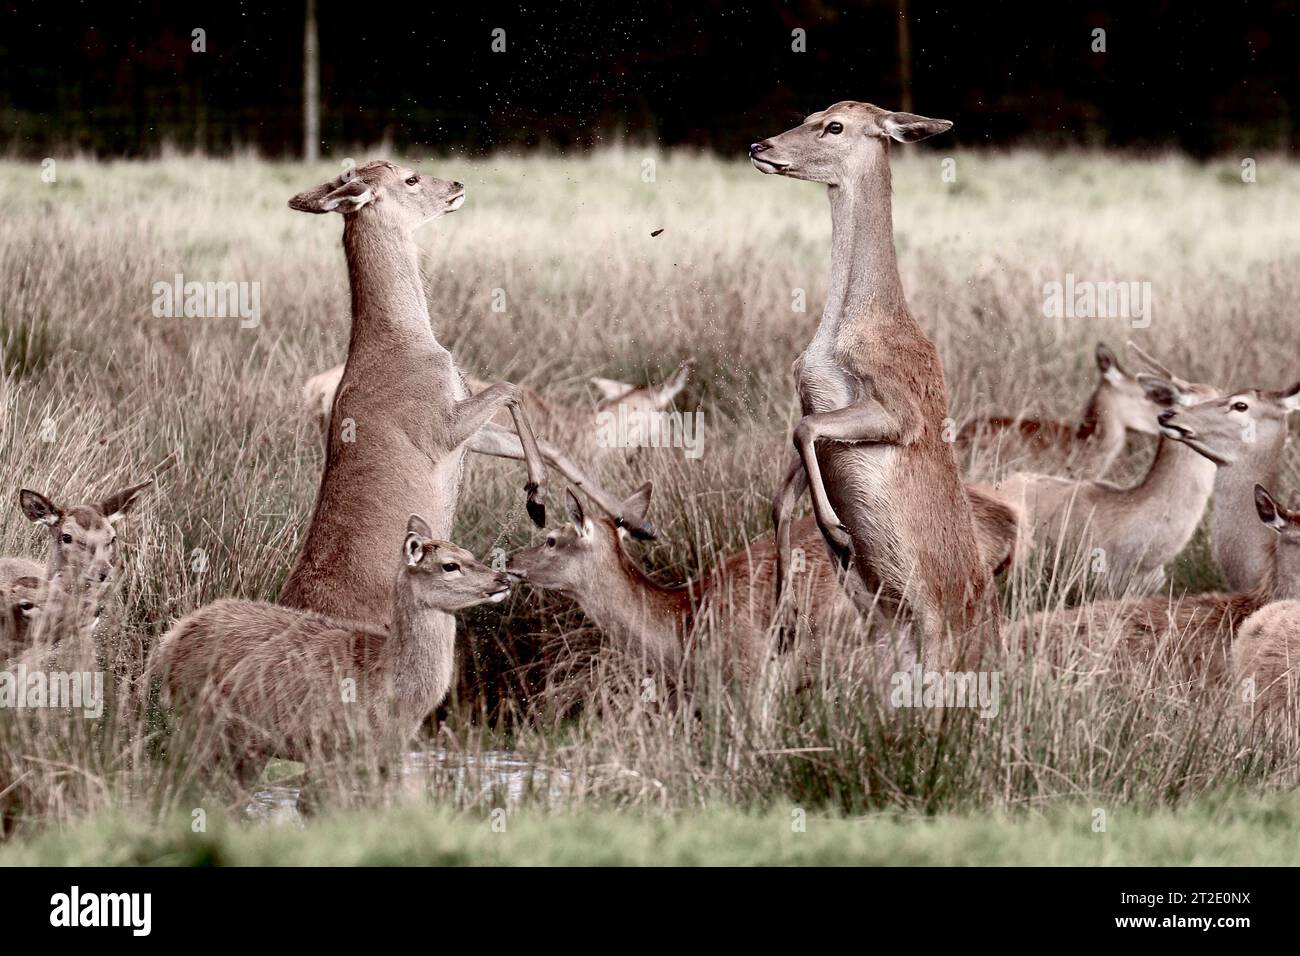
xmin=465 ymin=423 xmax=655 ymax=539
xmin=452 ymin=382 xmax=548 ymax=527
xmin=792 ymin=398 xmax=904 ymax=556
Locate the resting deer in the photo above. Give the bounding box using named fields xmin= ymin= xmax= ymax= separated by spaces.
xmin=154 ymin=516 xmax=509 ymax=777
xmin=1020 ymin=483 xmax=1300 ymax=683
xmin=751 ymin=101 xmax=995 ymax=667
xmin=1157 ymin=379 xmax=1300 ymax=591
xmin=0 ymin=480 xmax=153 ymax=662
xmin=304 ymin=360 xmax=695 ymax=458
xmin=0 ymin=558 xmax=43 ymax=662
xmin=958 ymin=342 xmax=1164 ymax=479
xmin=995 ymin=351 xmax=1219 ymax=595
xmin=1232 ymin=490 xmax=1300 ymax=720
xmin=508 ymin=486 xmax=863 ymax=683
xmin=279 ymin=162 xmax=648 ymax=632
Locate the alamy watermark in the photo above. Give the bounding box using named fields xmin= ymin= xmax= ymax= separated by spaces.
xmin=152 ymin=273 xmax=260 ymax=328
xmin=1042 ymin=273 xmax=1151 ymax=328
xmin=0 ymin=665 xmax=104 ymax=718
xmin=890 ymin=669 xmax=1001 ymax=719
xmin=595 ymin=407 xmax=705 ymax=459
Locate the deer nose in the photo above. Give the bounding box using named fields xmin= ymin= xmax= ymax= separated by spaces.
xmin=1157 ymin=409 xmax=1176 ymax=425
xmin=451 ymin=181 xmax=464 ymax=192
xmin=749 ymin=141 xmax=771 ymax=156
xmin=98 ymin=571 xmax=109 ymax=583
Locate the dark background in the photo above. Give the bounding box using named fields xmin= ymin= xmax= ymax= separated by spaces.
xmin=1 ymin=0 xmax=1297 ymax=157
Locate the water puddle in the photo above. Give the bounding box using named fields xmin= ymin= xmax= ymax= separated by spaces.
xmin=245 ymin=749 xmax=570 ymax=824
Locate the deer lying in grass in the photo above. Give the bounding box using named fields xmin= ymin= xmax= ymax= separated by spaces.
xmin=279 ymin=162 xmax=648 ymax=633
xmin=996 ymin=354 xmax=1219 ymax=595
xmin=1229 ymin=487 xmax=1300 ymax=722
xmin=0 ymin=480 xmax=153 ymax=663
xmin=1157 ymin=379 xmax=1300 ymax=591
xmin=1020 ymin=483 xmax=1300 ymax=683
xmin=304 ymin=360 xmax=695 ymax=459
xmin=508 ymin=486 xmax=858 ymax=682
xmin=154 ymin=516 xmax=509 ymax=778
xmin=0 ymin=558 xmax=43 ymax=662
xmin=507 ymin=482 xmax=1017 ymax=685
xmin=752 ymin=101 xmax=996 ymax=669
xmin=958 ymin=342 xmax=1163 ymax=479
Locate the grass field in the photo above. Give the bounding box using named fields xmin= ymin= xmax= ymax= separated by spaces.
xmin=1 ymin=147 xmax=1298 ymax=864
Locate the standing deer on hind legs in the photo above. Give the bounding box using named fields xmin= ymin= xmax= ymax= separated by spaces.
xmin=278 ymin=162 xmax=649 ymax=631
xmin=751 ymin=102 xmax=997 ymax=671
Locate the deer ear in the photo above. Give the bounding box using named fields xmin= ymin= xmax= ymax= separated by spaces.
xmin=99 ymin=478 xmax=154 ymax=525
xmin=1137 ymin=374 xmax=1180 ymax=408
xmin=1255 ymin=484 xmax=1287 ymax=530
xmin=617 ymin=482 xmax=655 ymax=534
xmin=1124 ymin=341 xmax=1174 ymax=381
xmin=590 ymin=376 xmax=634 ymax=402
xmin=19 ymin=490 xmax=60 ymax=526
xmin=1094 ymin=342 xmax=1119 ymax=378
xmin=880 ymin=112 xmax=952 ymax=143
xmin=404 ymin=534 xmax=427 ymax=566
xmin=1277 ymin=381 xmax=1300 ymax=414
xmin=289 ymin=177 xmax=374 ymax=215
xmin=406 ymin=514 xmax=433 ymax=539
xmin=565 ymin=490 xmax=587 ymax=534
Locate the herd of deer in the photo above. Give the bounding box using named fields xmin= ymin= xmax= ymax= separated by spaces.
xmin=2 ymin=101 xmax=1297 ymax=780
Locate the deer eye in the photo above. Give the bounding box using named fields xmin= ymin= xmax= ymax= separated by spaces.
xmin=405 ymin=176 xmax=419 ymax=186
xmin=441 ymin=562 xmax=459 ymax=572
xmin=826 ymin=121 xmax=844 ymax=135
xmin=546 ymin=536 xmax=556 ymax=548
xmin=1231 ymin=401 xmax=1249 ymax=412
xmin=18 ymin=601 xmax=34 ymax=612
xmin=60 ymin=532 xmax=72 ymax=544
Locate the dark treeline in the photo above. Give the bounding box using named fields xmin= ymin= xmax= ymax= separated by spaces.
xmin=1 ymin=0 xmax=1296 ymax=157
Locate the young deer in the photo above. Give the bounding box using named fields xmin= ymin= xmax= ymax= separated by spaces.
xmin=1232 ymin=489 xmax=1300 ymax=722
xmin=154 ymin=515 xmax=510 ymax=776
xmin=0 ymin=480 xmax=153 ymax=661
xmin=0 ymin=558 xmax=43 ymax=662
xmin=507 ymin=486 xmax=862 ymax=683
xmin=279 ymin=162 xmax=647 ymax=632
xmin=996 ymin=353 xmax=1220 ymax=595
xmin=1157 ymin=380 xmax=1300 ymax=591
xmin=305 ymin=360 xmax=694 ymax=456
xmin=752 ymin=101 xmax=994 ymax=667
xmin=958 ymin=342 xmax=1164 ymax=479
xmin=1021 ymin=483 xmax=1300 ymax=683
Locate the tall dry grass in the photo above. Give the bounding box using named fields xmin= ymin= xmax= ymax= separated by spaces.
xmin=1 ymin=148 xmax=1298 ymax=840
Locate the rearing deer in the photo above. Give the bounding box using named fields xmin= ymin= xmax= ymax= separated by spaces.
xmin=751 ymin=101 xmax=994 ymax=667
xmin=279 ymin=162 xmax=647 ymax=631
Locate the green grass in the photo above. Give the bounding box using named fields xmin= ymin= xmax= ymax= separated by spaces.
xmin=5 ymin=791 xmax=1299 ymax=866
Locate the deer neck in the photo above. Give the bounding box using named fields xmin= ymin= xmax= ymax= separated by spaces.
xmin=31 ymin=574 xmax=101 ymax=645
xmin=389 ymin=579 xmax=456 ymax=712
xmin=817 ymin=154 xmax=908 ymax=346
xmin=1131 ymin=436 xmax=1217 ymax=514
xmin=575 ymin=539 xmax=690 ymax=672
xmin=342 ymin=218 xmax=440 ymax=356
xmin=1074 ymin=386 xmax=1125 ymax=460
xmin=1211 ymin=440 xmax=1284 ymax=591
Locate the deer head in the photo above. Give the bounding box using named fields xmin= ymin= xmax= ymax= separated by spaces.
xmin=507 ymin=484 xmax=654 ymax=592
xmin=18 ymin=478 xmax=153 ymax=596
xmin=749 ymin=101 xmax=951 ymax=185
xmin=1254 ymin=484 xmax=1300 ymax=596
xmin=400 ymin=514 xmax=511 ymax=611
xmin=1157 ymin=381 xmax=1300 ymax=466
xmin=289 ymin=161 xmax=465 ymax=232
